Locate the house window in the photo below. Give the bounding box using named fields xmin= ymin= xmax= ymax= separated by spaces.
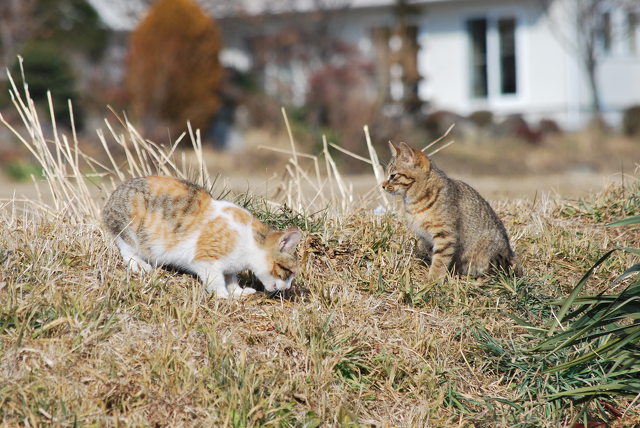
xmin=467 ymin=16 xmax=518 ymax=99
xmin=628 ymin=11 xmax=638 ymax=53
xmin=467 ymin=18 xmax=488 ymax=98
xmin=601 ymin=11 xmax=612 ymax=53
xmin=498 ymin=17 xmax=517 ymax=94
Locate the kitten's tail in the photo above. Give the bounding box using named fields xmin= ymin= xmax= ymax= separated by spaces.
xmin=494 ymin=249 xmax=523 ymax=277
xmin=508 ymin=250 xmax=523 ymax=277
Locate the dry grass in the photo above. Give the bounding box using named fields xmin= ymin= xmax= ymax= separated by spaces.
xmin=1 ymin=71 xmax=639 ymax=426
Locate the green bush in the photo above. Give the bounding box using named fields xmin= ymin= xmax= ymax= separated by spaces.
xmin=12 ymin=42 xmax=83 ymax=129
xmin=2 ymin=161 xmax=44 ymax=182
xmin=32 ymin=0 xmax=108 ymax=60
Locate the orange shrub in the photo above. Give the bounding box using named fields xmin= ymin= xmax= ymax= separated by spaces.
xmin=126 ymin=0 xmax=222 ymax=135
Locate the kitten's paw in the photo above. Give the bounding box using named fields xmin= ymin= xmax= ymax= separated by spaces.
xmin=426 ymin=269 xmax=447 ymax=284
xmin=210 ymin=288 xmax=230 ymax=298
xmin=231 ymin=287 xmax=256 ymax=298
xmin=127 ymin=258 xmax=152 ymax=274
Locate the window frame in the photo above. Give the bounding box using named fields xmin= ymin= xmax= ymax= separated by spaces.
xmin=465 ymin=9 xmax=525 ymax=106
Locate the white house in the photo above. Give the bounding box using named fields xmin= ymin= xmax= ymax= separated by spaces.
xmin=90 ymin=0 xmax=640 ymax=129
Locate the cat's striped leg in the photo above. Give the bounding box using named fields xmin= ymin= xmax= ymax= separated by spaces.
xmin=416 ymin=236 xmax=434 ymax=264
xmin=458 ymin=244 xmax=485 ymax=277
xmin=115 ymin=237 xmax=152 ymax=273
xmin=463 ymin=241 xmax=511 ymax=277
xmin=225 ymin=273 xmax=256 ymax=298
xmin=428 ymin=232 xmax=456 ymax=281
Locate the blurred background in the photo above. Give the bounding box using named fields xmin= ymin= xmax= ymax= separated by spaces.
xmin=0 ymin=0 xmax=639 ymax=200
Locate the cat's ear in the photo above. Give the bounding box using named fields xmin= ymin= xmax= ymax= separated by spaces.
xmin=279 ymin=227 xmax=302 ymax=253
xmin=397 ymin=142 xmax=415 ymax=163
xmin=388 ymin=141 xmax=398 ymax=157
xmin=398 ymin=142 xmax=430 ymax=168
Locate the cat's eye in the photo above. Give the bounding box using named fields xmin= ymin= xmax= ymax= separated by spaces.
xmin=389 ymin=173 xmax=397 ymax=181
xmin=277 ymin=263 xmax=293 ymax=279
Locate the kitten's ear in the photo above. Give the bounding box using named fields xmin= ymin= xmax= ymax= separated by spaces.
xmin=279 ymin=227 xmax=302 ymax=253
xmin=388 ymin=141 xmax=398 ymax=157
xmin=397 ymin=142 xmax=415 ymax=163
xmin=398 ymin=141 xmax=430 ymax=169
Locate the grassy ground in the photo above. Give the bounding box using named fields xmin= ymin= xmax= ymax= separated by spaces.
xmin=0 ymin=177 xmax=638 ymax=426
xmin=1 ymin=79 xmax=639 ymax=426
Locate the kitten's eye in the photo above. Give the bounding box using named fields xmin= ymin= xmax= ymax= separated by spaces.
xmin=389 ymin=173 xmax=397 ymax=181
xmin=276 ymin=263 xmax=293 ymax=280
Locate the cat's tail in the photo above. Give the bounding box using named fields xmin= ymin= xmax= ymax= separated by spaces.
xmin=507 ymin=249 xmax=523 ymax=277
xmin=494 ymin=249 xmax=523 ymax=277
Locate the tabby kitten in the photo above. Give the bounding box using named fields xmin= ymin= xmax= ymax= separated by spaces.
xmin=102 ymin=176 xmax=302 ymax=298
xmin=382 ymin=142 xmax=516 ymax=281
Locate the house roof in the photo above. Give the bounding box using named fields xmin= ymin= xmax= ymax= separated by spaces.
xmin=87 ymin=0 xmax=457 ymax=31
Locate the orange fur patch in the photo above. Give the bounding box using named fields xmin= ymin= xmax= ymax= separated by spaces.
xmin=223 ymin=206 xmax=252 ymax=224
xmin=251 ymin=218 xmax=271 ymax=244
xmin=145 ymin=211 xmax=168 ymax=244
xmin=194 ymin=216 xmax=237 ymax=261
xmin=130 ymin=177 xmax=213 ymax=250
xmin=146 ymin=176 xmax=190 ymax=198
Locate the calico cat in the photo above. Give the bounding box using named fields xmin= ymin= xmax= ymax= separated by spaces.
xmin=102 ymin=176 xmax=302 ymax=298
xmin=382 ymin=142 xmax=516 ymax=281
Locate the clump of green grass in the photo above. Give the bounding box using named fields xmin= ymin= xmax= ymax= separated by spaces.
xmin=558 ymin=185 xmax=640 ymax=223
xmin=471 ymin=204 xmax=640 ymax=426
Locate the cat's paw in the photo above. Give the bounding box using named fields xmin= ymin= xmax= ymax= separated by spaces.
xmin=231 ymin=287 xmax=256 ymax=298
xmin=127 ymin=258 xmax=153 ymax=274
xmin=211 ymin=288 xmax=230 ymax=298
xmin=426 ymin=269 xmax=447 ymax=284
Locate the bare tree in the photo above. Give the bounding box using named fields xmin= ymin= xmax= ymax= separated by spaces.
xmin=540 ymin=0 xmax=637 ymax=116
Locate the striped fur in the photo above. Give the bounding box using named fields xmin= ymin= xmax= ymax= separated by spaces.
xmin=102 ymin=176 xmax=301 ymax=298
xmin=382 ymin=142 xmax=516 ymax=281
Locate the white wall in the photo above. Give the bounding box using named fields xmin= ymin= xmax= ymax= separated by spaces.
xmin=419 ymin=0 xmax=640 ymax=128
xmin=218 ymin=0 xmax=640 ymax=129
xmin=596 ymin=6 xmax=640 ymax=124
xmin=417 ymin=0 xmax=580 ymax=126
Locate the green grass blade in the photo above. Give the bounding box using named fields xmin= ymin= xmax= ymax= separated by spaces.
xmin=549 ymin=249 xmax=616 ymax=334
xmin=544 ymin=327 xmax=640 ymax=373
xmin=607 ymin=215 xmax=640 ymax=227
xmin=547 ymin=381 xmax=640 ymax=399
xmin=535 ymin=295 xmax=640 ymax=352
xmin=537 ymin=324 xmax=638 ymax=352
xmin=612 ymin=263 xmax=640 ymax=284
